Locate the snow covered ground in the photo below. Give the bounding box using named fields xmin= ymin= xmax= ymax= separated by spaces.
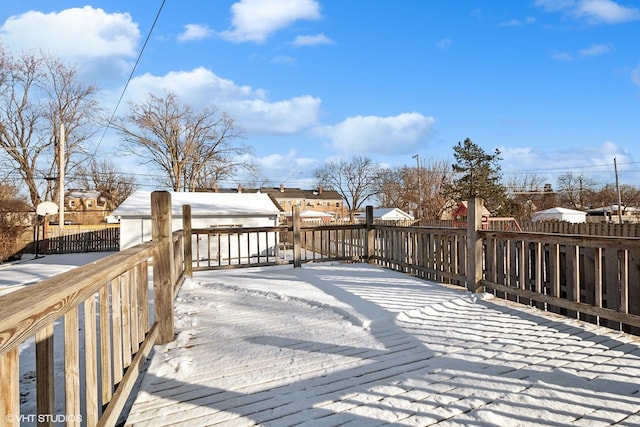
xmin=0 ymin=252 xmax=114 ymax=296
xmin=4 ymin=255 xmax=640 ymax=426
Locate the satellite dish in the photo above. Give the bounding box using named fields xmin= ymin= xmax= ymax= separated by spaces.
xmin=36 ymin=201 xmax=59 ymax=216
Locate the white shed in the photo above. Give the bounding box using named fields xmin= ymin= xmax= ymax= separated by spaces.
xmin=531 ymin=207 xmax=586 ymax=223
xmin=356 ymin=208 xmax=414 ymax=221
xmin=112 ymin=191 xmax=282 ymax=252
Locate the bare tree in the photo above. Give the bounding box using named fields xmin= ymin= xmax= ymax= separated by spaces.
xmin=419 ymin=159 xmax=453 ymax=220
xmin=504 ymin=173 xmax=554 ymax=220
xmin=115 ymin=92 xmax=251 ymax=191
xmin=0 ymin=181 xmax=31 ymax=261
xmin=585 ymin=183 xmax=640 ymax=210
xmin=556 ymin=172 xmax=595 ymax=209
xmin=377 ymin=167 xmax=408 ymax=209
xmin=0 ymin=45 xmax=101 ymax=207
xmin=377 ymin=159 xmax=451 ymax=220
xmin=314 ymin=156 xmax=382 ymax=221
xmin=75 ymin=159 xmax=137 ymax=207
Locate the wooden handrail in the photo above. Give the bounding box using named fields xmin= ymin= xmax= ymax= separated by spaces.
xmin=0 ymin=191 xmax=187 ymax=426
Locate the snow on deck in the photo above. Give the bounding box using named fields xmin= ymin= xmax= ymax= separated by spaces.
xmin=125 ymin=263 xmax=640 ymax=426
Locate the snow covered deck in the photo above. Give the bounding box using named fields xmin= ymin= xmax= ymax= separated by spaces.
xmin=126 ymin=263 xmax=640 ymax=426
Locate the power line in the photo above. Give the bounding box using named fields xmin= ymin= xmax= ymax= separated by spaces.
xmin=93 ymin=0 xmax=166 ymax=154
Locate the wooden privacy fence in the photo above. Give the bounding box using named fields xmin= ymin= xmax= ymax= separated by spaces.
xmin=519 ymin=220 xmax=640 ymax=237
xmin=0 ymin=191 xmax=187 ymax=426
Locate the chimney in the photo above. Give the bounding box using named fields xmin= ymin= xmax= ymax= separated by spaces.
xmin=213 ymin=183 xmax=219 ymax=193
xmin=279 ymin=183 xmax=285 ymax=193
xmin=237 ymin=184 xmax=242 ymax=193
xmin=318 ymin=185 xmax=323 ymax=194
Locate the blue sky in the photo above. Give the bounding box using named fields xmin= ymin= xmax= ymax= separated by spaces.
xmin=1 ymin=0 xmax=639 ymax=190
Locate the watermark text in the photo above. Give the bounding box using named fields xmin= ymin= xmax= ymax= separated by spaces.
xmin=6 ymin=414 xmax=83 ymax=423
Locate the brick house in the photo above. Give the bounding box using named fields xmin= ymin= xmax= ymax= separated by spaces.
xmin=61 ymin=189 xmax=114 ymax=225
xmin=263 ymin=185 xmax=347 ymax=221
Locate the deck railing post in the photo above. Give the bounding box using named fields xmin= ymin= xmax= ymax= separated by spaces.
xmin=152 ymin=191 xmax=175 ymax=344
xmin=467 ymin=197 xmax=484 ymax=293
xmin=293 ymin=206 xmax=301 ymax=268
xmin=182 ymin=204 xmax=193 ymax=277
xmin=0 ymin=347 xmax=19 ymax=425
xmin=365 ymin=205 xmax=375 ymax=263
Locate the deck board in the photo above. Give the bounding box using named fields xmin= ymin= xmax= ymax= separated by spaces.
xmin=125 ymin=263 xmax=640 ymax=426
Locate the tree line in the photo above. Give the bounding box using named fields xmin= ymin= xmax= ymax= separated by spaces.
xmin=2 ymin=46 xmax=637 ymax=225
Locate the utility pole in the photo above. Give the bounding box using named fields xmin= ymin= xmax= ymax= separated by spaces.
xmin=614 ymin=157 xmax=623 ymax=224
xmin=413 ymin=154 xmax=420 ymax=220
xmin=59 ymin=123 xmax=65 ymax=236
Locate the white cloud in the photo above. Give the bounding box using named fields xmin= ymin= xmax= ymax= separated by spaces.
xmin=578 ymin=42 xmax=613 ymax=56
xmin=122 ymin=67 xmax=321 ymax=135
xmin=500 ymin=16 xmax=536 ymax=27
xmin=552 ymin=43 xmax=612 ymax=60
xmin=499 ymin=141 xmax=633 ymax=183
xmin=0 ymin=6 xmax=139 ymax=79
xmin=271 ymin=55 xmax=296 ymax=65
xmin=435 ymin=38 xmax=452 ymax=50
xmin=535 ymin=0 xmax=640 ymax=24
xmin=576 ymin=0 xmax=640 ymax=23
xmin=0 ymin=7 xmax=138 ymax=59
xmin=220 ymin=0 xmax=322 ymax=43
xmin=291 ymin=33 xmax=333 ymax=46
xmin=317 ymin=113 xmax=436 ymax=155
xmin=178 ymin=24 xmax=213 ymax=42
xmin=255 ymin=150 xmax=318 ymax=173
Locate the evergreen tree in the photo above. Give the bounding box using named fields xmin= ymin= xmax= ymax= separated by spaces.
xmin=443 ymin=138 xmax=510 ymax=215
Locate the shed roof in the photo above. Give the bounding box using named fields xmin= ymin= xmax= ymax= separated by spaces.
xmin=531 ymin=207 xmax=586 ymax=222
xmin=112 ymin=191 xmax=281 ymax=217
xmin=356 ymin=208 xmax=414 ymax=220
xmin=299 ymin=210 xmax=333 ymax=218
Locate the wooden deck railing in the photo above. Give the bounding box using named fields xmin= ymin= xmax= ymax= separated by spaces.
xmin=195 ymin=202 xmax=640 ymax=333
xmin=0 ymin=191 xmax=187 ymax=426
xmin=367 ymin=199 xmax=640 ymax=334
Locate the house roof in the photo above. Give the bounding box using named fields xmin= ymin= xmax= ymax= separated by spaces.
xmin=112 ymin=191 xmax=282 ymax=217
xmin=454 ymin=201 xmax=492 ymax=217
xmin=196 ymin=187 xmax=344 ymax=201
xmin=260 ymin=187 xmax=343 ymax=201
xmin=356 ymin=208 xmax=414 ymax=220
xmin=533 ymin=207 xmax=586 ymax=216
xmin=531 ymin=207 xmax=586 ymax=222
xmin=299 ymin=210 xmax=333 ymax=218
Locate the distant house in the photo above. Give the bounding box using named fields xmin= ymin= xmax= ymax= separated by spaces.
xmin=356 ymin=208 xmax=414 ymax=222
xmin=112 ymin=191 xmax=282 ymax=252
xmin=61 ymin=189 xmax=113 ymax=225
xmin=451 ymin=201 xmax=491 ymax=228
xmin=586 ymin=205 xmax=640 ymax=223
xmin=199 ymin=184 xmax=349 ymax=222
xmin=260 ymin=185 xmax=348 ymax=220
